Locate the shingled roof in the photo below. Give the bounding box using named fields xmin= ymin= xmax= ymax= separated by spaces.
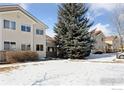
xmin=105 ymin=36 xmax=118 ymax=41
xmin=46 ymin=35 xmax=55 ymax=42
xmin=90 ymin=28 xmax=102 ymax=36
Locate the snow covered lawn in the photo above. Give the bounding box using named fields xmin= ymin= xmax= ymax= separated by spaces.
xmin=0 ymin=53 xmax=124 ymax=86
xmin=86 ymin=53 xmax=116 ymax=62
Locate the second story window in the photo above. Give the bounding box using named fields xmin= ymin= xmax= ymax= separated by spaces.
xmin=36 ymin=29 xmax=44 ymax=35
xmin=11 ymin=21 xmax=16 ymax=30
xmin=4 ymin=20 xmax=9 ymax=29
xmin=21 ymin=25 xmax=31 ymax=32
xmin=4 ymin=20 xmax=16 ymax=30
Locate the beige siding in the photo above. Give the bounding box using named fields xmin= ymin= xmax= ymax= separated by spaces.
xmin=33 ymin=24 xmax=46 ymax=57
xmin=0 ymin=10 xmax=47 ymax=58
xmin=105 ymin=37 xmax=120 ymax=52
xmin=92 ymin=33 xmax=106 ymax=52
xmin=113 ymin=38 xmax=120 ymax=51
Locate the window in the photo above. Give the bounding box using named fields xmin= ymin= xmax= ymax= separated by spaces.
xmin=4 ymin=20 xmax=9 ymax=29
xmin=21 ymin=25 xmax=25 ymax=31
xmin=27 ymin=45 xmax=31 ymax=50
xmin=36 ymin=45 xmax=39 ymax=51
xmin=4 ymin=20 xmax=16 ymax=30
xmin=11 ymin=21 xmax=16 ymax=30
xmin=36 ymin=29 xmax=43 ymax=35
xmin=4 ymin=41 xmax=10 ymax=50
xmin=101 ymin=38 xmax=104 ymax=42
xmin=36 ymin=29 xmax=39 ymax=35
xmin=21 ymin=44 xmax=26 ymax=51
xmin=21 ymin=44 xmax=31 ymax=51
xmin=21 ymin=25 xmax=31 ymax=32
xmin=27 ymin=26 xmax=31 ymax=32
xmin=4 ymin=41 xmax=16 ymax=50
xmin=48 ymin=47 xmax=54 ymax=52
xmin=48 ymin=47 xmax=50 ymax=51
xmin=11 ymin=42 xmax=16 ymax=50
xmin=36 ymin=44 xmax=43 ymax=51
xmin=39 ymin=45 xmax=43 ymax=51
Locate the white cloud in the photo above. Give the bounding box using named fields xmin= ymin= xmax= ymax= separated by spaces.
xmin=89 ymin=3 xmax=117 ymax=19
xmin=89 ymin=3 xmax=124 ymax=18
xmin=88 ymin=4 xmax=124 ymax=36
xmin=90 ymin=4 xmax=116 ymax=12
xmin=89 ymin=23 xmax=116 ymax=36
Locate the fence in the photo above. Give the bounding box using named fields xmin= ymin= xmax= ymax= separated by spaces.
xmin=0 ymin=51 xmax=6 ymax=63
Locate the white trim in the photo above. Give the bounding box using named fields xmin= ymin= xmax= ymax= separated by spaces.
xmin=0 ymin=5 xmax=48 ymax=29
xmin=3 ymin=19 xmax=16 ymax=30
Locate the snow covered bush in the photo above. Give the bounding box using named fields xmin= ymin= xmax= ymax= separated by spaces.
xmin=6 ymin=51 xmax=38 ymax=63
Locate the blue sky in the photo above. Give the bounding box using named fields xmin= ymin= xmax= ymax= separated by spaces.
xmin=0 ymin=3 xmax=121 ymax=37
xmin=88 ymin=4 xmax=119 ymax=36
xmin=24 ymin=3 xmax=58 ymax=37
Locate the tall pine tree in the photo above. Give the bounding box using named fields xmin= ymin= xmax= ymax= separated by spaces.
xmin=54 ymin=3 xmax=93 ymax=59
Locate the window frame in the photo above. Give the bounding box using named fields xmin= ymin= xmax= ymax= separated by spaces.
xmin=48 ymin=47 xmax=54 ymax=52
xmin=4 ymin=20 xmax=10 ymax=29
xmin=21 ymin=44 xmax=26 ymax=51
xmin=11 ymin=21 xmax=16 ymax=30
xmin=36 ymin=44 xmax=43 ymax=51
xmin=4 ymin=41 xmax=16 ymax=50
xmin=3 ymin=20 xmax=16 ymax=30
xmin=4 ymin=41 xmax=10 ymax=50
xmin=21 ymin=25 xmax=31 ymax=32
xmin=27 ymin=44 xmax=31 ymax=50
xmin=36 ymin=29 xmax=44 ymax=35
xmin=21 ymin=44 xmax=31 ymax=51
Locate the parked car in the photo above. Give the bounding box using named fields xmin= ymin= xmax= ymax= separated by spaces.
xmin=93 ymin=51 xmax=103 ymax=54
xmin=116 ymin=52 xmax=124 ymax=59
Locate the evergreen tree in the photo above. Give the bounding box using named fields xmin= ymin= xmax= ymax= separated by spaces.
xmin=54 ymin=3 xmax=93 ymax=59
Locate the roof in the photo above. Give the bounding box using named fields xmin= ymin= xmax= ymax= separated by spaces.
xmin=46 ymin=35 xmax=55 ymax=42
xmin=90 ymin=28 xmax=102 ymax=36
xmin=105 ymin=36 xmax=118 ymax=41
xmin=0 ymin=4 xmax=48 ymax=29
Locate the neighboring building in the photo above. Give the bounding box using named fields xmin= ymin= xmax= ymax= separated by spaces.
xmin=90 ymin=28 xmax=106 ymax=53
xmin=46 ymin=35 xmax=57 ymax=58
xmin=0 ymin=5 xmax=48 ymax=58
xmin=105 ymin=36 xmax=120 ymax=52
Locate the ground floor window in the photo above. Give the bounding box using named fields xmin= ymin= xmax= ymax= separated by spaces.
xmin=21 ymin=44 xmax=31 ymax=51
xmin=27 ymin=45 xmax=31 ymax=50
xmin=4 ymin=41 xmax=16 ymax=50
xmin=48 ymin=47 xmax=54 ymax=52
xmin=36 ymin=44 xmax=43 ymax=51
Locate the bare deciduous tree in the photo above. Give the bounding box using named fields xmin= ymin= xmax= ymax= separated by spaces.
xmin=111 ymin=4 xmax=124 ymax=52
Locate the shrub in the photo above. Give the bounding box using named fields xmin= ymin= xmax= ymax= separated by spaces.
xmin=6 ymin=51 xmax=38 ymax=63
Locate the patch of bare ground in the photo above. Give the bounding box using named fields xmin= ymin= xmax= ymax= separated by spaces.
xmin=0 ymin=66 xmax=19 ymax=73
xmin=112 ymin=59 xmax=124 ymax=63
xmin=91 ymin=61 xmax=124 ymax=64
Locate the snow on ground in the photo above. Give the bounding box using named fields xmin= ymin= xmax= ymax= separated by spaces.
xmin=0 ymin=53 xmax=124 ymax=86
xmin=86 ymin=53 xmax=116 ymax=62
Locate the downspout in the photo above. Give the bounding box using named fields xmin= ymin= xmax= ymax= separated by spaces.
xmin=1 ymin=18 xmax=4 ymax=51
xmin=32 ymin=24 xmax=34 ymax=51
